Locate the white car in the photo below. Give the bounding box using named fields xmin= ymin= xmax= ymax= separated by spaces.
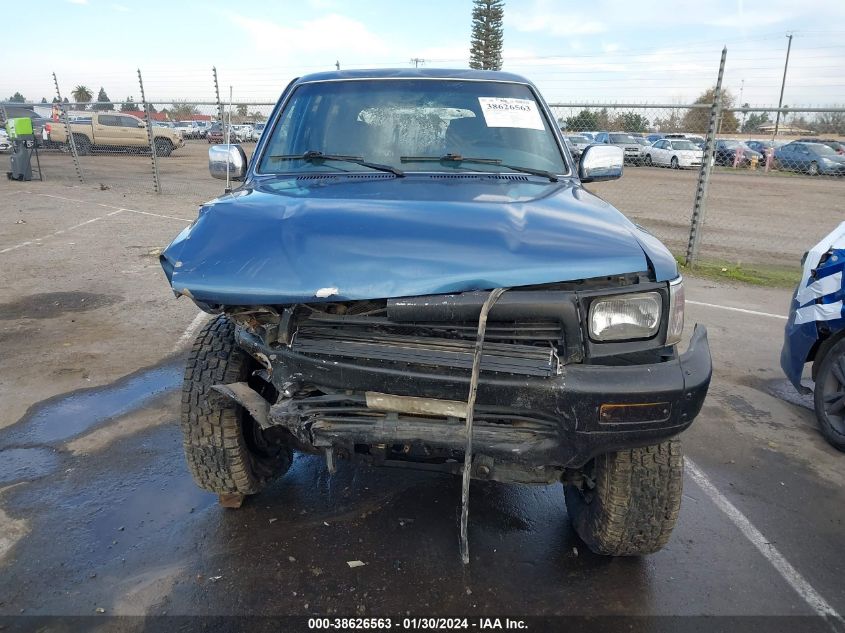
xmin=0 ymin=129 xmax=11 ymax=152
xmin=231 ymin=124 xmax=255 ymax=142
xmin=644 ymin=138 xmax=704 ymax=169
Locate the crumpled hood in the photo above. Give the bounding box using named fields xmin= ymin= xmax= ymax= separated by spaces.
xmin=161 ymin=176 xmax=677 ymax=305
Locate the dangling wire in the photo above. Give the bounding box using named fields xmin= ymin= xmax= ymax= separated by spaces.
xmin=459 ymin=287 xmax=507 ymax=564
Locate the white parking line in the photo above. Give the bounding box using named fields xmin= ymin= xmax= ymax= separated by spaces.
xmin=686 ymin=459 xmax=843 ymax=623
xmin=29 ymin=191 xmax=194 ymax=223
xmin=0 ymin=213 xmax=120 ymax=254
xmin=687 ymin=300 xmax=788 ymax=320
xmin=171 ymin=312 xmax=208 ymax=353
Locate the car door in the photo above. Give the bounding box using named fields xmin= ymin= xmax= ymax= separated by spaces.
xmin=652 ymin=140 xmax=668 ymax=165
xmin=95 ymin=114 xmax=121 ymax=145
xmin=119 ymin=115 xmax=146 ymax=147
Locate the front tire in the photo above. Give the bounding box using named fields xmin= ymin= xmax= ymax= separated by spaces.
xmin=564 ymin=439 xmax=683 ymax=555
xmin=808 ymin=161 xmax=819 ymax=176
xmin=181 ymin=315 xmax=293 ymax=496
xmin=813 ymin=338 xmax=845 ymax=451
xmin=644 ymin=154 xmax=652 ymax=166
xmin=670 ymin=156 xmax=679 ymax=169
xmin=154 ymin=137 xmax=173 ymax=157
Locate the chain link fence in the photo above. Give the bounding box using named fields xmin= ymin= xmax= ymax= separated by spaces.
xmin=2 ymin=65 xmax=844 ymax=280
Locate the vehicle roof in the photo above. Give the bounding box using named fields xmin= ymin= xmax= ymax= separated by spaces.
xmin=294 ymin=68 xmax=535 ymax=85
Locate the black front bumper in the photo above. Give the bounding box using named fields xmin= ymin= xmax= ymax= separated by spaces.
xmin=235 ymin=324 xmax=711 ymax=471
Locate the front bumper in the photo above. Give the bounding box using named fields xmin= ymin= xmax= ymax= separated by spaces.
xmin=235 ymin=324 xmax=711 ymax=473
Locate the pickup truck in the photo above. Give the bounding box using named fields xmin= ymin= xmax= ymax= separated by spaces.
xmin=160 ymin=69 xmax=711 ymax=560
xmin=46 ymin=112 xmax=184 ymax=156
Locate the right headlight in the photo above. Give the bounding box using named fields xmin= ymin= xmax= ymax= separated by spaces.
xmin=666 ymin=277 xmax=685 ymax=346
xmin=588 ymin=292 xmax=661 ymax=341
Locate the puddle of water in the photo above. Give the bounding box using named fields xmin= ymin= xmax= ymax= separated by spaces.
xmin=0 ymin=447 xmax=61 ymax=484
xmin=1 ymin=362 xmax=183 ymax=446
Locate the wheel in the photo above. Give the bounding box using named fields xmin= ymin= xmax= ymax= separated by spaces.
xmin=564 ymin=439 xmax=683 ymax=555
xmin=181 ymin=315 xmax=294 ymax=496
xmin=670 ymin=156 xmax=679 ymax=169
xmin=813 ymin=338 xmax=845 ymax=451
xmin=644 ymin=154 xmax=652 ymax=166
xmin=73 ymin=134 xmax=91 ymax=156
xmin=154 ymin=137 xmax=173 ymax=157
xmin=808 ymin=161 xmax=819 ymax=176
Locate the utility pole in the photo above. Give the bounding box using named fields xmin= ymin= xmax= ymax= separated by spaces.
xmin=410 ymin=57 xmax=425 ymax=68
xmin=773 ymin=33 xmax=793 ymax=138
xmin=335 ymin=60 xmax=340 ymax=71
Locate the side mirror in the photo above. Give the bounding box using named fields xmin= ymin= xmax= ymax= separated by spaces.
xmin=578 ymin=145 xmax=623 ymax=183
xmin=209 ymin=144 xmax=248 ymax=181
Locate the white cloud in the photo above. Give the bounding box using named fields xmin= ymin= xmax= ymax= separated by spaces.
xmin=227 ymin=12 xmax=389 ymax=59
xmin=510 ymin=0 xmax=605 ymax=36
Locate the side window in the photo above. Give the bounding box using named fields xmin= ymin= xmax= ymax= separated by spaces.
xmin=656 ymin=140 xmax=667 ymax=149
xmin=99 ymin=115 xmax=118 ymax=126
xmin=120 ymin=116 xmax=141 ymax=128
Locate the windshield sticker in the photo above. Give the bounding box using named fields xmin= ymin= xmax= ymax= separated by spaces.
xmin=478 ymin=97 xmax=544 ymax=130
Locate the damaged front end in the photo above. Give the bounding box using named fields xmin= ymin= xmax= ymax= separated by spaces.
xmin=211 ymin=273 xmax=711 ymax=484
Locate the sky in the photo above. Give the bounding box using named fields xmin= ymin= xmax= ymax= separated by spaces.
xmin=3 ymin=0 xmax=845 ymax=108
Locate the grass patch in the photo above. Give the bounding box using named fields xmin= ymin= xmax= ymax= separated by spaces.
xmin=673 ymin=255 xmax=801 ymax=288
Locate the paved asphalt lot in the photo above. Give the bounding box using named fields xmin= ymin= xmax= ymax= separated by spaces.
xmin=0 ymin=176 xmax=843 ymax=630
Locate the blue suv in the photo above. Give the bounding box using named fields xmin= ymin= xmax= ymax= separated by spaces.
xmin=160 ymin=69 xmax=711 ymax=557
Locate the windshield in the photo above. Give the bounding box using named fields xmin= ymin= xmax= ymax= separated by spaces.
xmin=258 ymin=79 xmax=567 ymax=175
xmin=721 ymin=140 xmax=745 ymax=149
xmin=608 ymin=133 xmax=636 ymax=144
xmin=568 ymin=135 xmax=589 ymax=143
xmin=670 ymin=140 xmax=698 ymax=150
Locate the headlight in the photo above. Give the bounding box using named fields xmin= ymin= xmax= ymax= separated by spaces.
xmin=588 ymin=292 xmax=661 ymax=341
xmin=666 ymin=277 xmax=685 ymax=346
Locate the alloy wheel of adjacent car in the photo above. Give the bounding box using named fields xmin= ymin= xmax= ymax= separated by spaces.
xmin=644 ymin=154 xmax=652 ymax=166
xmin=73 ymin=134 xmax=91 ymax=156
xmin=813 ymin=338 xmax=845 ymax=451
xmin=808 ymin=161 xmax=819 ymax=176
xmin=670 ymin=156 xmax=679 ymax=169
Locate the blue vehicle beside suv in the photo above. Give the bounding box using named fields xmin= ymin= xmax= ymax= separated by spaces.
xmin=160 ymin=69 xmax=711 ymax=557
xmin=782 ymin=223 xmax=845 ymax=451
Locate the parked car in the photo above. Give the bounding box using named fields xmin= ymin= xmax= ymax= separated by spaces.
xmin=796 ymin=138 xmax=845 ymax=155
xmin=643 ymin=138 xmax=704 ymax=169
xmin=46 ymin=112 xmax=184 ymax=156
xmin=231 ymin=124 xmax=255 ymax=142
xmin=172 ymin=121 xmax=195 ymax=139
xmin=745 ymin=139 xmax=785 ymax=157
xmin=646 ymin=133 xmax=664 ymax=143
xmin=774 ymin=142 xmax=845 ymax=176
xmin=594 ymin=131 xmax=643 ymax=165
xmin=206 ymin=122 xmax=238 ymax=144
xmin=782 ymin=222 xmax=845 ymax=450
xmin=252 ymin=121 xmax=266 ymax=140
xmin=713 ymin=139 xmax=763 ymax=167
xmin=0 ymin=129 xmax=11 ymax=152
xmin=566 ymin=134 xmax=591 ymax=159
xmin=160 ymin=68 xmax=710 ymax=558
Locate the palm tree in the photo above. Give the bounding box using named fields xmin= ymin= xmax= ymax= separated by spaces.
xmin=71 ymin=85 xmax=93 ymax=109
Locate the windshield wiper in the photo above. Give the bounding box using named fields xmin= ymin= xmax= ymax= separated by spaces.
xmin=267 ymin=151 xmax=404 ymax=177
xmin=400 ymin=154 xmax=558 ymax=182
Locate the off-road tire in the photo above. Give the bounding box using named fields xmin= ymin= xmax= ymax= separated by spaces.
xmin=564 ymin=439 xmax=683 ymax=556
xmin=181 ymin=315 xmax=293 ymax=496
xmin=154 ymin=137 xmax=173 ymax=157
xmin=73 ymin=134 xmax=91 ymax=156
xmin=813 ymin=338 xmax=845 ymax=451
